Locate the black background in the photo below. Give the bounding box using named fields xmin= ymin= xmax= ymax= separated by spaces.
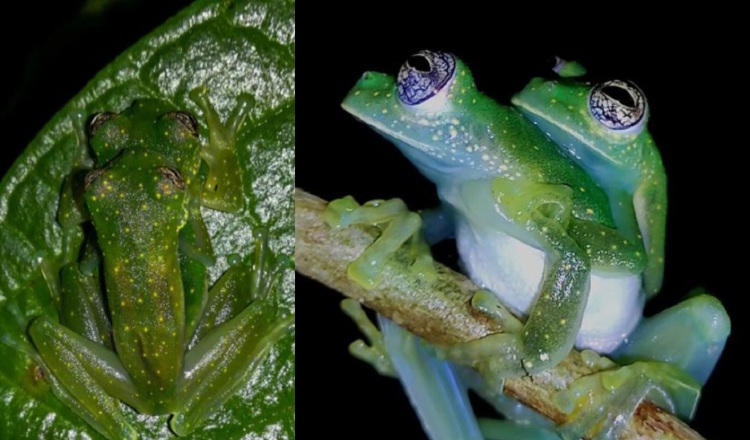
xmin=0 ymin=2 xmax=742 ymax=439
xmin=296 ymin=5 xmax=742 ymax=440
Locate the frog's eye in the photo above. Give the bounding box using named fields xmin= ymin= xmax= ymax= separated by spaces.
xmin=588 ymin=80 xmax=648 ymax=132
xmin=157 ymin=166 xmax=186 ymax=190
xmin=166 ymin=111 xmax=200 ymax=138
xmin=397 ymin=50 xmax=456 ymax=108
xmin=88 ymin=112 xmax=118 ymax=137
xmin=83 ymin=168 xmax=107 ymax=191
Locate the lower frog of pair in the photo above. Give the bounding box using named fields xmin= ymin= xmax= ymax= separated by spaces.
xmin=25 ymin=95 xmax=294 ymax=440
xmin=327 ymin=51 xmax=729 ymax=439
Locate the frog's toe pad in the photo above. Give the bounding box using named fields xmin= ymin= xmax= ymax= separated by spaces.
xmin=324 ymin=196 xmax=361 ymax=228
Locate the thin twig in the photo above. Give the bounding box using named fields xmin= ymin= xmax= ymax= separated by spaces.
xmin=296 ymin=187 xmax=704 ymax=440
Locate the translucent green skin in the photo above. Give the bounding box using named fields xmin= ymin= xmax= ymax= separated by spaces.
xmin=341 ymin=57 xmax=646 ymax=377
xmin=28 ymin=99 xmax=293 ymax=440
xmin=338 ymin=54 xmax=730 ymax=440
xmin=512 ymin=72 xmax=666 ymax=296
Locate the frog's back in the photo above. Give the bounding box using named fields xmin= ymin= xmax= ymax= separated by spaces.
xmin=463 ymin=101 xmax=614 ymax=227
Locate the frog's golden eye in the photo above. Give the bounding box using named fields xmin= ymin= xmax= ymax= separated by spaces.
xmin=397 ymin=50 xmax=456 ymax=106
xmin=157 ymin=166 xmax=186 ymax=190
xmin=88 ymin=112 xmax=119 ymax=137
xmin=167 ymin=111 xmax=200 ymax=138
xmin=588 ymin=80 xmax=648 ymax=132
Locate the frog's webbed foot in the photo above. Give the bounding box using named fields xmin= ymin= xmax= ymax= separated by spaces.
xmin=325 ymin=195 xmax=435 ymax=289
xmin=340 ymin=299 xmax=396 ymax=376
xmin=554 ymin=359 xmax=700 ymax=440
xmin=189 ymin=86 xmax=249 ymax=213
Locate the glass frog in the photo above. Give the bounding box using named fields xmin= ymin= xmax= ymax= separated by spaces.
xmin=27 ymin=96 xmax=294 ymax=440
xmin=328 ymin=51 xmax=729 ymax=439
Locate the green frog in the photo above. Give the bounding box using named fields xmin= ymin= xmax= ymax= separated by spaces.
xmin=329 ymin=51 xmax=729 ymax=439
xmin=28 ymin=95 xmax=294 ymax=440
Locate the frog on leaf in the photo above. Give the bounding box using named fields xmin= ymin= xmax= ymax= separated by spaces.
xmin=327 ymin=51 xmax=729 ymax=439
xmin=24 ymin=93 xmax=294 ymax=440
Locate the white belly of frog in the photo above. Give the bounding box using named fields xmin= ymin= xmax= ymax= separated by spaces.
xmin=456 ymin=220 xmax=644 ymax=354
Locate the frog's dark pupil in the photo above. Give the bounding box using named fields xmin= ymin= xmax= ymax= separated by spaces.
xmin=407 ymin=55 xmax=431 ymax=73
xmin=167 ymin=111 xmax=200 ymax=137
xmin=602 ymin=86 xmax=635 ymax=108
xmin=89 ymin=112 xmax=118 ymax=137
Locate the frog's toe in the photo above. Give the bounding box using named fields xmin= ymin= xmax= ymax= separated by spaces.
xmin=341 ymin=298 xmax=396 ymax=376
xmin=555 ymin=361 xmax=700 ymax=440
xmin=437 ymin=332 xmax=527 ymax=389
xmin=323 ymin=195 xmax=361 ymax=228
xmin=347 ymin=258 xmax=385 ymax=289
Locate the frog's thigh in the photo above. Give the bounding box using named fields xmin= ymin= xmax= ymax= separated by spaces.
xmin=189 ymin=262 xmax=250 ymax=346
xmin=325 ymin=196 xmax=432 ymax=289
xmin=173 ymin=303 xmax=294 ymax=436
xmin=614 ymin=292 xmax=730 ymax=385
xmin=29 ymin=316 xmax=141 ymax=440
xmin=60 ymin=263 xmax=113 ymax=349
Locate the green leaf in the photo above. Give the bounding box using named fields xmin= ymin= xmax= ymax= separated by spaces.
xmin=0 ymin=0 xmax=295 ymax=438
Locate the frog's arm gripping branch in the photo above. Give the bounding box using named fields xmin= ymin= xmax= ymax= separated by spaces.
xmin=295 ymin=188 xmax=705 ymax=440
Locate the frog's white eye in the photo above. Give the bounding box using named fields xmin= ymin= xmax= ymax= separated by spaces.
xmin=397 ymin=50 xmax=456 ymax=107
xmin=588 ymin=80 xmax=647 ymax=131
xmin=166 ymin=111 xmax=200 ymax=138
xmin=89 ymin=112 xmax=118 ymax=136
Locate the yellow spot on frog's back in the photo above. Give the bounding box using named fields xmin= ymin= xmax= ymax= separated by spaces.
xmin=560 ymin=319 xmax=567 ymax=325
xmin=373 ymin=91 xmax=380 ymax=97
xmin=585 ymin=208 xmax=594 ymax=215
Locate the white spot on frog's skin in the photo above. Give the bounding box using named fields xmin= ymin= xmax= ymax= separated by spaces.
xmin=540 ymin=353 xmax=549 ymax=362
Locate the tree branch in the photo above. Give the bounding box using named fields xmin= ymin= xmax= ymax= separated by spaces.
xmin=295 ymin=187 xmax=704 ymax=440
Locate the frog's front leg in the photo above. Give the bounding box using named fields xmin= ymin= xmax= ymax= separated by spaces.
xmin=555 ymin=293 xmax=730 ymax=440
xmin=440 ymin=178 xmax=646 ymax=382
xmin=189 ymin=86 xmax=250 ymax=213
xmin=325 ymin=196 xmax=434 ymax=288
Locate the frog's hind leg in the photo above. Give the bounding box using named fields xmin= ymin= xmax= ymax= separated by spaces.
xmin=554 ymin=293 xmax=729 ymax=440
xmin=341 ymin=298 xmax=484 ymax=440
xmin=325 ymin=196 xmax=434 ymax=289
xmin=613 ymin=291 xmax=730 ymax=385
xmin=173 ymin=229 xmax=294 ymax=436
xmin=28 ymin=316 xmax=144 ymax=440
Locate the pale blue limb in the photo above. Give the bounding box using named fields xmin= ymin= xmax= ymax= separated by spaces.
xmin=613 ymin=291 xmax=730 ymax=385
xmin=378 ymin=315 xmax=483 ymax=440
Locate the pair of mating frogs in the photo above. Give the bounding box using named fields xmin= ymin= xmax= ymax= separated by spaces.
xmin=326 ymin=51 xmax=730 ymax=439
xmin=15 ymin=89 xmax=293 ymax=439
